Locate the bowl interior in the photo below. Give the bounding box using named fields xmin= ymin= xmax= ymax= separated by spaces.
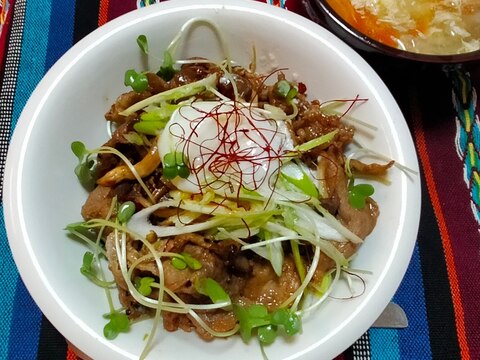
xmin=4 ymin=1 xmax=421 ymax=359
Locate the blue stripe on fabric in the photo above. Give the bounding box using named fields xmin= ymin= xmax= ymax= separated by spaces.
xmin=369 ymin=244 xmax=431 ymax=360
xmin=369 ymin=328 xmax=400 ymax=360
xmin=7 ymin=277 xmax=43 ymax=359
xmin=44 ymin=0 xmax=76 ymax=71
xmin=395 ymin=243 xmax=432 ymax=359
xmin=10 ymin=0 xmax=53 ymax=134
xmin=4 ymin=1 xmax=53 ymax=358
xmin=0 ymin=209 xmax=21 ymax=359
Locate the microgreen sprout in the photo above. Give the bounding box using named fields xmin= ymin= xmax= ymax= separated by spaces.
xmin=157 ymin=51 xmax=177 ymax=81
xmin=171 ymin=257 xmax=187 ymax=270
xmin=124 ymin=69 xmax=149 ymax=92
xmin=117 ymin=201 xmax=136 ymax=224
xmin=136 ymin=34 xmax=176 ymax=81
xmin=271 ymin=308 xmax=301 ymax=335
xmin=171 ymin=252 xmax=202 ymax=271
xmin=233 ymin=304 xmax=302 ymax=344
xmin=71 ymin=141 xmax=97 ymax=191
xmin=79 ymin=252 xmax=115 ymax=288
xmin=103 ymin=311 xmax=130 ymax=340
xmin=195 ymin=278 xmax=231 ymax=304
xmin=137 ymin=34 xmax=148 ymax=54
xmin=135 ymin=276 xmax=155 ymax=296
xmin=347 ymin=179 xmax=374 ymax=209
xmin=257 ymin=324 xmax=277 ymax=345
xmin=162 ymin=151 xmax=190 ymax=180
xmin=182 ymin=252 xmax=202 ymax=270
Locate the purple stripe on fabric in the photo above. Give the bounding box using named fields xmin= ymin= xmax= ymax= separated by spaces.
xmin=422 ymin=70 xmax=480 ymax=358
xmin=107 ymin=0 xmax=136 ymax=22
xmin=7 ymin=277 xmax=42 ymax=359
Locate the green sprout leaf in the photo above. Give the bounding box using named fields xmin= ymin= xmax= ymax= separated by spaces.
xmin=124 ymin=69 xmax=148 ymax=92
xmin=171 ymin=256 xmax=187 ymax=270
xmin=257 ymin=324 xmax=278 ymax=345
xmin=117 ymin=201 xmax=136 ymax=224
xmin=71 ymin=141 xmax=88 ymax=160
xmin=171 ymin=252 xmax=202 ymax=271
xmin=157 ymin=51 xmax=177 ymax=81
xmin=233 ymin=304 xmax=271 ymax=342
xmin=71 ymin=141 xmax=97 ymax=191
xmin=348 ymin=180 xmax=375 ymax=209
xmin=282 ymin=311 xmax=301 ymax=335
xmin=135 ymin=276 xmax=155 ymax=296
xmin=181 ymin=252 xmax=202 ymax=270
xmin=233 ymin=305 xmax=302 ymax=344
xmin=195 ymin=278 xmax=231 ymax=304
xmin=80 ymin=251 xmax=95 ymax=277
xmin=65 ymin=221 xmax=88 ymax=232
xmin=162 ymin=151 xmax=190 ymax=180
xmin=79 ymin=251 xmax=114 ymax=288
xmin=136 ymin=34 xmax=148 ymax=54
xmin=103 ymin=312 xmax=130 ymax=340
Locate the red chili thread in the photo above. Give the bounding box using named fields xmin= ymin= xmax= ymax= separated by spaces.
xmin=168 ymin=101 xmax=288 ymax=199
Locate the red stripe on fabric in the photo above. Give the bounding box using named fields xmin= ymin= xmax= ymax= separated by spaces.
xmin=413 ymin=114 xmax=471 ymax=360
xmin=98 ymin=0 xmax=109 ymax=26
xmin=66 ymin=346 xmax=79 ymax=360
xmin=107 ymin=0 xmax=136 ymax=22
xmin=0 ymin=0 xmax=14 ymax=69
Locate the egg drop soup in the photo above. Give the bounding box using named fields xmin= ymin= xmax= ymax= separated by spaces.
xmin=327 ymin=0 xmax=480 ymax=55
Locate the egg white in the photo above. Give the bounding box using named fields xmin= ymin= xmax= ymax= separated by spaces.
xmin=158 ymin=101 xmax=293 ymax=195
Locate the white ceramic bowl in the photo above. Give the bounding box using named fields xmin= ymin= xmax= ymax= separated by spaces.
xmin=4 ymin=1 xmax=421 ymax=359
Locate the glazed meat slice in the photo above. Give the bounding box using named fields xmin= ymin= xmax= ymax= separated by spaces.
xmin=292 ymin=101 xmax=354 ymax=157
xmin=236 ymin=255 xmax=301 ymax=311
xmin=163 ymin=243 xmax=227 ymax=295
xmin=104 ymin=73 xmax=168 ymax=124
xmin=81 ymin=184 xmax=130 ymax=221
xmin=162 ymin=307 xmax=237 ymax=341
xmin=318 ymin=148 xmax=379 ymax=240
xmin=105 ymin=91 xmax=151 ymax=124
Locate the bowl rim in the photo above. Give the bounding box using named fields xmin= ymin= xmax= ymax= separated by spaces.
xmin=2 ymin=1 xmax=421 ymax=359
xmin=312 ymin=0 xmax=480 ymax=64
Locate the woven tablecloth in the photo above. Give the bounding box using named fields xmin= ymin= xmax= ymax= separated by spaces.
xmin=0 ymin=0 xmax=479 ymax=359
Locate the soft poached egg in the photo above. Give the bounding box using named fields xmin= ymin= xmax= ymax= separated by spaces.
xmin=158 ymin=101 xmax=293 ymax=195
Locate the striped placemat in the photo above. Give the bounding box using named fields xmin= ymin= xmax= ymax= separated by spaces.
xmin=0 ymin=1 xmax=478 ymax=359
